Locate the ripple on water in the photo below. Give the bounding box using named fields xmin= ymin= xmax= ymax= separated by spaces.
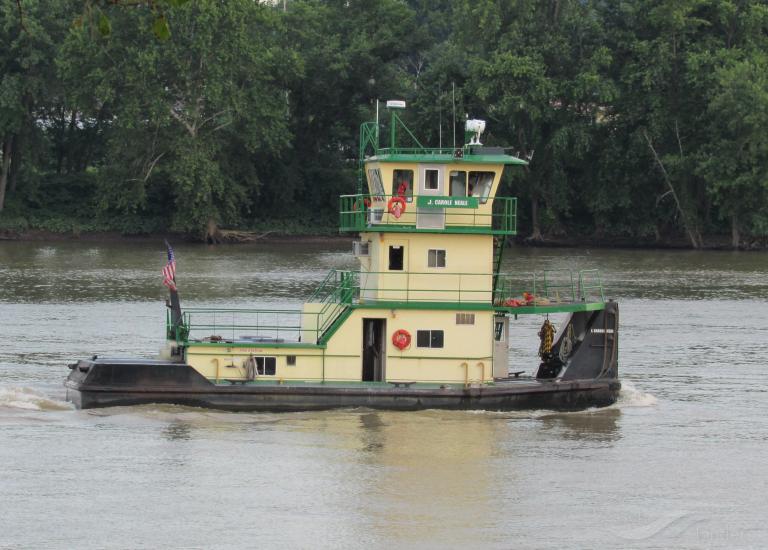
xmin=0 ymin=385 xmax=73 ymax=411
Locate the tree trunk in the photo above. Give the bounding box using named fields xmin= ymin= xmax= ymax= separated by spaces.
xmin=0 ymin=136 xmax=13 ymax=212
xmin=9 ymin=131 xmax=21 ymax=193
xmin=643 ymin=130 xmax=700 ymax=249
xmin=731 ymin=214 xmax=740 ymax=249
xmin=205 ymin=218 xmax=222 ymax=244
xmin=529 ymin=195 xmax=543 ymax=241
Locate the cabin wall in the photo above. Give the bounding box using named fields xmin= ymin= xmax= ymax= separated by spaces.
xmin=185 ymin=345 xmax=325 ymax=382
xmin=364 ymin=233 xmax=493 ymax=303
xmin=323 ymin=308 xmax=494 ymax=383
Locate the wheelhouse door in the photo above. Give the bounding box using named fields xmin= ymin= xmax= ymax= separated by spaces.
xmin=416 ymin=165 xmax=445 ymax=229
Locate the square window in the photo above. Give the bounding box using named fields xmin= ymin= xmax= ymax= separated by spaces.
xmin=255 ymin=356 xmax=277 ymax=375
xmin=425 ymin=169 xmax=439 ymax=190
xmin=428 ymin=249 xmax=446 ymax=268
xmin=264 ymin=357 xmax=276 ymax=375
xmin=431 ymin=331 xmax=444 ymax=348
xmin=286 ymin=355 xmax=296 ymax=366
xmin=389 ymin=245 xmax=404 ymax=271
xmin=416 ymin=330 xmax=444 ymax=348
xmin=416 ymin=330 xmax=430 ymax=348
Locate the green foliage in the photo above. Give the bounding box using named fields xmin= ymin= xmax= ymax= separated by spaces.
xmin=2 ymin=0 xmax=768 ymax=245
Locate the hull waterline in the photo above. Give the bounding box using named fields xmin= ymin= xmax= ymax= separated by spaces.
xmin=65 ymin=359 xmax=619 ymax=412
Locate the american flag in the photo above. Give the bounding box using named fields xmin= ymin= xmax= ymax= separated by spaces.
xmin=162 ymin=244 xmax=177 ymax=291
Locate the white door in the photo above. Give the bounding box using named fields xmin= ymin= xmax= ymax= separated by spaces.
xmin=416 ymin=165 xmax=445 ymax=229
xmin=492 ymin=316 xmax=510 ymax=378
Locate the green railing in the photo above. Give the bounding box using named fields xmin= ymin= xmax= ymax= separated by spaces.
xmin=375 ymin=146 xmax=459 ymax=157
xmin=168 ymin=273 xmax=359 ymax=346
xmin=494 ymin=269 xmax=605 ymax=306
xmin=171 ymin=308 xmax=313 ymax=345
xmin=166 ymin=268 xmax=606 ymax=346
xmin=339 ymin=194 xmax=517 ymax=235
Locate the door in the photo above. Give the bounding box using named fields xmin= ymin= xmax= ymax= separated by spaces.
xmin=492 ymin=315 xmax=509 ymax=378
xmin=417 ymin=165 xmax=445 ymax=229
xmin=362 ymin=318 xmax=387 ymax=382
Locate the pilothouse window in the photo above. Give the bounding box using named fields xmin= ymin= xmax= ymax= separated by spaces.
xmin=425 ymin=169 xmax=439 ymax=190
xmin=468 ymin=171 xmax=494 ymax=204
xmin=450 ymin=171 xmax=467 ymax=197
xmin=393 ymin=169 xmax=414 ymax=202
xmin=368 ymin=168 xmax=386 ymax=198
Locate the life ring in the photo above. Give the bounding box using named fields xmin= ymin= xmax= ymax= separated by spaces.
xmin=392 ymin=329 xmax=411 ymax=350
xmin=388 ymin=196 xmax=406 ymax=219
xmin=363 ymin=197 xmax=372 ymax=208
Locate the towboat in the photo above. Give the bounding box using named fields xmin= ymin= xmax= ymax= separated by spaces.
xmin=65 ymin=102 xmax=620 ymax=411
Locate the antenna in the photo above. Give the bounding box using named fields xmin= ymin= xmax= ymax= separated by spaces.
xmin=438 ymin=87 xmax=442 ymax=148
xmin=452 ymin=82 xmax=456 ymax=149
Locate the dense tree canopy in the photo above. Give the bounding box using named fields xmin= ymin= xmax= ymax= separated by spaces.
xmin=1 ymin=0 xmax=767 ymax=247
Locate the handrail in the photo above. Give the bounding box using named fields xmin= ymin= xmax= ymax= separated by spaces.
xmin=494 ymin=269 xmax=606 ymax=306
xmin=168 ymin=268 xmax=607 ymax=345
xmin=339 ymin=193 xmax=517 ymax=235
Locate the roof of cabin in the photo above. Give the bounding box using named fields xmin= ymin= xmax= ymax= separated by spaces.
xmin=366 ymin=146 xmax=528 ymax=166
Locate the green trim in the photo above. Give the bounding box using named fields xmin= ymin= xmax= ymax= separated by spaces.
xmin=496 ymin=302 xmax=607 ymax=315
xmin=185 ymin=341 xmax=326 ymax=349
xmin=350 ymin=225 xmax=517 ymax=236
xmin=392 ymin=355 xmax=493 ymax=361
xmin=372 ymin=153 xmax=526 ymax=165
xmin=354 ymin=301 xmax=493 ymax=311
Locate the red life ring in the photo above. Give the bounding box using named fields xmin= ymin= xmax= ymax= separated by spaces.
xmin=388 ymin=196 xmax=406 ymax=219
xmin=363 ymin=197 xmax=372 ymax=208
xmin=392 ymin=329 xmax=411 ymax=350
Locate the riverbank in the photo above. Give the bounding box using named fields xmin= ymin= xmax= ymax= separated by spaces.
xmin=2 ymin=226 xmax=766 ymax=250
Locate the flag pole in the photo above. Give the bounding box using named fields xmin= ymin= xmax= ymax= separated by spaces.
xmin=164 ymin=240 xmax=183 ymax=339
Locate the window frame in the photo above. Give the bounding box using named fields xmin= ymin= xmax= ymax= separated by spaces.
xmin=368 ymin=168 xmax=386 ymax=198
xmin=254 ymin=356 xmax=277 ymax=376
xmin=416 ymin=329 xmax=445 ymax=348
xmin=424 ymin=169 xmax=440 ymax=190
xmin=449 ymin=170 xmax=467 ymax=197
xmin=427 ymin=248 xmax=446 ymax=268
xmin=393 ymin=169 xmax=414 ymax=203
xmin=388 ymin=245 xmax=404 ymax=271
xmin=468 ymin=171 xmax=495 ymax=204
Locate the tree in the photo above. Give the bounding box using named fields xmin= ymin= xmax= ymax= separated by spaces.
xmin=0 ymin=0 xmax=74 ymax=212
xmin=59 ymin=0 xmax=296 ymax=239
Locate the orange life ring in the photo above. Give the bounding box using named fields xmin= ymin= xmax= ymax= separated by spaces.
xmin=392 ymin=329 xmax=411 ymax=350
xmin=388 ymin=196 xmax=406 ymax=219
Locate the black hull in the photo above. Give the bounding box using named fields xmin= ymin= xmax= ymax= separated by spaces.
xmin=65 ymin=359 xmax=620 ymax=412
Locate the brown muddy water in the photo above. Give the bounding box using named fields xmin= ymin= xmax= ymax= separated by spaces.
xmin=1 ymin=240 xmax=766 ymax=549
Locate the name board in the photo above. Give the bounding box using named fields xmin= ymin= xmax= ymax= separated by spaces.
xmin=416 ymin=196 xmax=479 ymax=209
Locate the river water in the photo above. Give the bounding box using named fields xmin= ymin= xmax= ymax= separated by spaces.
xmin=1 ymin=240 xmax=766 ymax=549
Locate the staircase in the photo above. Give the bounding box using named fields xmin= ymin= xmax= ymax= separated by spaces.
xmin=492 ymin=236 xmax=506 ymax=301
xmin=311 ymin=270 xmax=358 ymax=344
